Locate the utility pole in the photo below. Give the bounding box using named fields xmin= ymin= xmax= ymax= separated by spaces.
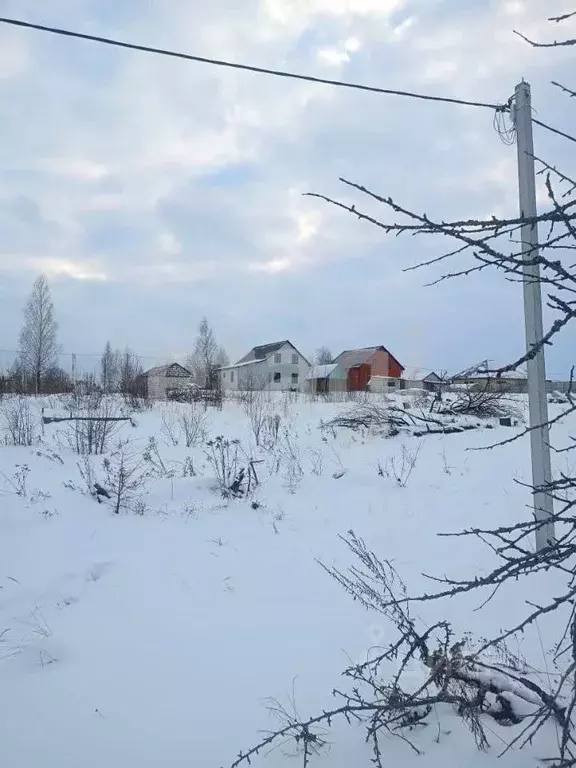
xmin=514 ymin=80 xmax=555 ymax=551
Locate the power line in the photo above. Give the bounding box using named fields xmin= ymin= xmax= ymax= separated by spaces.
xmin=0 ymin=347 xmax=160 ymax=360
xmin=0 ymin=16 xmax=506 ymax=112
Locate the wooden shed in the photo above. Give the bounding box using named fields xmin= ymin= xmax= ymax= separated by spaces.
xmin=140 ymin=363 xmax=193 ymax=400
xmin=304 ymin=363 xmax=346 ymax=394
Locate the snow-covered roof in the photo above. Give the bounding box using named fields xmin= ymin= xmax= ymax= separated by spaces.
xmin=453 ymin=360 xmax=528 ymax=381
xmin=494 ymin=368 xmax=528 ymax=380
xmin=465 ymin=366 xmax=528 ymax=381
xmin=219 ymin=358 xmax=266 ymax=371
xmin=306 ymin=364 xmax=338 ymax=380
xmin=400 ymin=367 xmax=426 ymax=380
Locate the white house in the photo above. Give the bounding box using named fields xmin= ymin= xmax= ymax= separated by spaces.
xmin=219 ymin=341 xmax=311 ymax=392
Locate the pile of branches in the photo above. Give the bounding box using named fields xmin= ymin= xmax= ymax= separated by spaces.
xmin=435 ymin=383 xmax=524 ymax=420
xmin=323 ymin=401 xmax=489 ymax=438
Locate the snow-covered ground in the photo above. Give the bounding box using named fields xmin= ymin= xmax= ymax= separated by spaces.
xmin=0 ymin=391 xmax=569 ymax=767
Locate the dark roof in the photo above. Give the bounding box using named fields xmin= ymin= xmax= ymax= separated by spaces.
xmin=334 ymin=346 xmax=404 ymax=372
xmin=143 ymin=362 xmax=192 ymax=378
xmin=422 ymin=372 xmax=443 ymax=383
xmin=236 ymin=340 xmax=310 ymax=365
xmin=238 ymin=340 xmax=287 ymax=363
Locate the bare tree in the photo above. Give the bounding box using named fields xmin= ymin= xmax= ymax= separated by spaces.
xmin=100 ymin=341 xmax=121 ymax=394
xmin=315 ymin=346 xmax=333 ymax=365
xmin=189 ymin=317 xmax=219 ymax=389
xmin=19 ymin=275 xmax=60 ymax=395
xmin=119 ymin=347 xmax=143 ymax=398
xmin=216 ymin=345 xmax=230 ymax=368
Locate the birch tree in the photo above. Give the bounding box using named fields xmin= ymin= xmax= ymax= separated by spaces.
xmin=100 ymin=341 xmax=121 ymax=394
xmin=189 ymin=317 xmax=222 ymax=388
xmin=19 ymin=275 xmax=59 ymax=395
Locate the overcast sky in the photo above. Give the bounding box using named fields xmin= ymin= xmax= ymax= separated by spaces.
xmin=0 ymin=0 xmax=574 ymax=377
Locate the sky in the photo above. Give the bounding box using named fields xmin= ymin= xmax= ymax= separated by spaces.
xmin=0 ymin=0 xmax=575 ymax=378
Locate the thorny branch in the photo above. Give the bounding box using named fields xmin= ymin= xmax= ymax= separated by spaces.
xmin=226 ymin=10 xmax=576 ymax=768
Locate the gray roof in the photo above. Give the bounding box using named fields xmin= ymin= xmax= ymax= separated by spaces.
xmin=237 ymin=340 xmax=289 ymax=364
xmin=143 ymin=362 xmax=192 ymax=378
xmin=334 ymin=346 xmax=404 ymax=372
xmin=236 ymin=340 xmax=310 ymax=366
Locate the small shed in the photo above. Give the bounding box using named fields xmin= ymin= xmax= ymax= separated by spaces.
xmin=140 ymin=363 xmax=193 ymax=400
xmin=422 ymin=372 xmax=445 ymax=392
xmin=305 ymin=363 xmax=346 ymax=394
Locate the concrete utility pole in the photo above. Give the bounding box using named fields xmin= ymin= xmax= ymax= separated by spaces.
xmin=514 ymin=80 xmax=555 ymax=551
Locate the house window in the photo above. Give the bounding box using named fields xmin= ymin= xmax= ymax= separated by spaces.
xmin=292 ymin=353 xmax=298 ymax=365
xmin=291 ymin=373 xmax=299 ymax=385
xmin=231 ymin=371 xmax=234 ymax=382
xmin=274 ymin=352 xmax=281 ymax=363
xmin=273 ymin=372 xmax=281 ymax=383
xmin=223 ymin=372 xmax=226 ymax=379
xmin=387 ymin=380 xmax=396 ymax=387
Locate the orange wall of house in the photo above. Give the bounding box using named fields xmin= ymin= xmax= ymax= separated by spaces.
xmin=369 ymin=350 xmax=403 ymax=378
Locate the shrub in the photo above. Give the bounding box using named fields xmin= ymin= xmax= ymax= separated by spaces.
xmin=179 ymin=406 xmax=208 ymax=447
xmin=378 ymin=442 xmax=422 ymax=488
xmin=2 ymin=396 xmax=37 ymax=446
xmin=62 ymin=400 xmax=125 ymax=455
xmin=206 ymin=437 xmax=260 ymax=498
xmin=245 ymin=391 xmax=270 ymax=446
xmin=278 ymin=429 xmax=303 ymax=493
xmin=160 ymin=404 xmax=181 ymax=446
xmin=102 ymin=441 xmax=150 ymax=515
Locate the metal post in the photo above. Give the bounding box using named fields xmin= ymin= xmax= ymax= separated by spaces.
xmin=514 ymin=80 xmax=555 ymax=550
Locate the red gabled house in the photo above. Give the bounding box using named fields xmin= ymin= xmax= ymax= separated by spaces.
xmin=333 ymin=346 xmax=404 ymax=392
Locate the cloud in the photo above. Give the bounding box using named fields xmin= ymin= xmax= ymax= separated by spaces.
xmin=317 ymin=37 xmax=362 ymax=66
xmin=0 ymin=0 xmax=574 ymax=374
xmin=33 ymin=257 xmax=108 ymax=282
xmin=39 ymin=158 xmax=109 ymax=181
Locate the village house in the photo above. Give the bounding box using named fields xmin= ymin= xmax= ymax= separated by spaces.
xmin=219 ymin=341 xmax=310 ymax=392
xmin=333 ymin=345 xmax=405 ymax=392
